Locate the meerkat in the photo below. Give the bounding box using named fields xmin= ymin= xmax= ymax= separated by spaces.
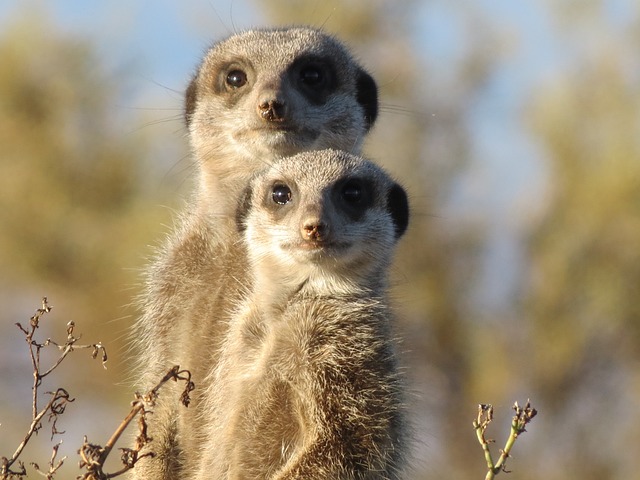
xmin=131 ymin=27 xmax=379 ymax=479
xmin=194 ymin=149 xmax=410 ymax=479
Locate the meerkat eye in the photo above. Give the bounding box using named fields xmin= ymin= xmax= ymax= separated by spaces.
xmin=341 ymin=180 xmax=364 ymax=204
xmin=226 ymin=69 xmax=248 ymax=88
xmin=272 ymin=184 xmax=292 ymax=205
xmin=299 ymin=65 xmax=324 ymax=86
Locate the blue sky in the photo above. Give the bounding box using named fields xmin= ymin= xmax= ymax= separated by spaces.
xmin=1 ymin=1 xmax=261 ymax=86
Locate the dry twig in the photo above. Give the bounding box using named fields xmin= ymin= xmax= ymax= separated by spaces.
xmin=0 ymin=298 xmax=106 ymax=479
xmin=31 ymin=441 xmax=66 ymax=479
xmin=77 ymin=365 xmax=194 ymax=479
xmin=1 ymin=299 xmax=195 ymax=480
xmin=473 ymin=400 xmax=537 ymax=479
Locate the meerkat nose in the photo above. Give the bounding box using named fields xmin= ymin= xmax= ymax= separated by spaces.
xmin=301 ymin=219 xmax=329 ymax=242
xmin=257 ymin=94 xmax=287 ymax=122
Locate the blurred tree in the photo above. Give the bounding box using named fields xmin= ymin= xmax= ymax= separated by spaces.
xmin=521 ymin=3 xmax=640 ymax=479
xmin=0 ymin=3 xmax=177 ymax=435
xmin=0 ymin=8 xmax=180 ymax=478
xmin=254 ymin=1 xmax=494 ymax=478
xmin=0 ymin=12 xmax=164 ymax=361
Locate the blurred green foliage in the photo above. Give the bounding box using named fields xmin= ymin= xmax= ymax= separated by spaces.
xmin=0 ymin=9 xmax=186 ymax=478
xmin=0 ymin=12 xmax=174 ymax=353
xmin=521 ymin=14 xmax=640 ymax=478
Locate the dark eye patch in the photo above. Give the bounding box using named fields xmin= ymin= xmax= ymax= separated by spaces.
xmin=335 ymin=177 xmax=373 ymax=221
xmin=291 ymin=56 xmax=337 ymax=104
xmin=341 ymin=179 xmax=364 ymax=204
xmin=299 ymin=65 xmax=324 ymax=87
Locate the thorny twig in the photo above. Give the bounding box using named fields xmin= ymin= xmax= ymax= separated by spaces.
xmin=77 ymin=365 xmax=194 ymax=480
xmin=473 ymin=400 xmax=537 ymax=479
xmin=1 ymin=297 xmax=107 ymax=479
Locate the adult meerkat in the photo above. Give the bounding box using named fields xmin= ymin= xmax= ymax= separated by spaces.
xmin=195 ymin=149 xmax=410 ymax=479
xmin=132 ymin=27 xmax=379 ymax=479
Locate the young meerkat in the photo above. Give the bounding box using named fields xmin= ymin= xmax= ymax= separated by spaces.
xmin=195 ymin=149 xmax=410 ymax=479
xmin=132 ymin=27 xmax=379 ymax=479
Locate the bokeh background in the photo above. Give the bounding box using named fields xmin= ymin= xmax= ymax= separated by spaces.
xmin=1 ymin=1 xmax=639 ymax=478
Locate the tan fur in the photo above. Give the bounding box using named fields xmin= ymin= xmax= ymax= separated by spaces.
xmin=195 ymin=150 xmax=410 ymax=479
xmin=131 ymin=27 xmax=378 ymax=479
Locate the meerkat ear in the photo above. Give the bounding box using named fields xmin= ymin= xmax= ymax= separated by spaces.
xmin=387 ymin=183 xmax=409 ymax=239
xmin=184 ymin=76 xmax=198 ymax=127
xmin=235 ymin=185 xmax=254 ymax=233
xmin=356 ymin=69 xmax=378 ymax=131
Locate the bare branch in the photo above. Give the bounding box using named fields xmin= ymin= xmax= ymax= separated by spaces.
xmin=1 ymin=298 xmax=105 ymax=479
xmin=473 ymin=400 xmax=537 ymax=479
xmin=2 ymin=299 xmax=194 ymax=480
xmin=31 ymin=442 xmax=66 ymax=479
xmin=77 ymin=366 xmax=194 ymax=479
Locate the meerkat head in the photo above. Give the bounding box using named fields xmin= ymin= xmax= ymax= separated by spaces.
xmin=185 ymin=27 xmax=378 ymax=167
xmin=237 ymin=149 xmax=408 ymax=295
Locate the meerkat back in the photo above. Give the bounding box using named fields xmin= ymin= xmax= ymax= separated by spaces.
xmin=131 ymin=28 xmax=380 ymax=480
xmin=196 ymin=149 xmax=410 ymax=479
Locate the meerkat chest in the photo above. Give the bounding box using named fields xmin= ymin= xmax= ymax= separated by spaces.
xmin=236 ymin=296 xmax=381 ymax=381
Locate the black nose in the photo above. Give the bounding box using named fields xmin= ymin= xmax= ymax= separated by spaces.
xmin=258 ymin=99 xmax=287 ymax=122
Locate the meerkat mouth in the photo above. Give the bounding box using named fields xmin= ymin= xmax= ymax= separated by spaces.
xmin=286 ymin=241 xmax=354 ymax=260
xmin=233 ymin=123 xmax=321 ymax=151
xmin=258 ymin=123 xmax=298 ymax=132
xmin=249 ymin=125 xmax=319 ymax=141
